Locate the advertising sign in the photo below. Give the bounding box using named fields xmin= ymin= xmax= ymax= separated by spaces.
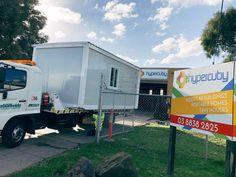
xmin=141 ymin=68 xmax=168 ymax=80
xmin=170 ymin=62 xmax=235 ymax=140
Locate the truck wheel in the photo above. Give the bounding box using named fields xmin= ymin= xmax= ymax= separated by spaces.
xmin=2 ymin=120 xmax=26 ymax=148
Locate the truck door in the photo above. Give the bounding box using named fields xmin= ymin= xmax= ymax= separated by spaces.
xmin=0 ymin=67 xmax=28 ymax=118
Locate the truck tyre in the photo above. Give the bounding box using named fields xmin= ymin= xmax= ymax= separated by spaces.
xmin=2 ymin=120 xmax=26 ymax=148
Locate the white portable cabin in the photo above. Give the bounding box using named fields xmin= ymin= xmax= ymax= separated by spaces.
xmin=32 ymin=42 xmax=140 ymax=110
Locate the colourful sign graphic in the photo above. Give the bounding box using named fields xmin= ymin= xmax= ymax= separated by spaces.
xmin=176 ymin=71 xmax=188 ymax=88
xmin=170 ymin=62 xmax=236 ymax=140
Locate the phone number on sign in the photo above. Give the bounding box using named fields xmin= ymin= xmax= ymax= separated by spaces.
xmin=177 ymin=117 xmax=219 ymax=132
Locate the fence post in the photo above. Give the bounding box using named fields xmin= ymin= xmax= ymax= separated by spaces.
xmin=132 ymin=109 xmax=135 ymax=128
xmin=108 ymin=109 xmax=113 ymax=140
xmin=132 ymin=94 xmax=135 ymax=128
xmin=108 ymin=93 xmax=115 ymax=140
xmin=123 ymin=94 xmax=127 ymax=132
xmin=96 ymin=74 xmax=103 ymax=144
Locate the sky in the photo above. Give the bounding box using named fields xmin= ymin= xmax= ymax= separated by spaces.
xmin=36 ymin=0 xmax=236 ymax=68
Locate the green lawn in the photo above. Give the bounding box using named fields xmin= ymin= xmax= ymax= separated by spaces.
xmin=7 ymin=123 xmax=226 ymax=177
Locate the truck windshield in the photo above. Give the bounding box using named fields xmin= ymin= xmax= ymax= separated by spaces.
xmin=4 ymin=68 xmax=27 ymax=91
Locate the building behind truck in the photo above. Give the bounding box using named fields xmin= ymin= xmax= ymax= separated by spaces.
xmin=0 ymin=41 xmax=140 ymax=147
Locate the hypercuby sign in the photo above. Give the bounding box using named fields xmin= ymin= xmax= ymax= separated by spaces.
xmin=170 ymin=62 xmax=236 ymax=140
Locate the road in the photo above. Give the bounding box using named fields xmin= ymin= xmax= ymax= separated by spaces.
xmin=0 ymin=127 xmax=94 ymax=176
xmin=0 ymin=114 xmax=151 ymax=176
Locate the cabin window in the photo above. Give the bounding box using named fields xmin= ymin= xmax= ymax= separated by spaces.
xmin=3 ymin=68 xmax=27 ymax=91
xmin=109 ymin=67 xmax=119 ymax=88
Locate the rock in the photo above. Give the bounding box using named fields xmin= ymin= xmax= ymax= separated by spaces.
xmin=67 ymin=157 xmax=95 ymax=177
xmin=96 ymin=152 xmax=138 ymax=177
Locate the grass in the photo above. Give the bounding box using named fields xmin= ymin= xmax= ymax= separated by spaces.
xmin=7 ymin=123 xmax=226 ymax=177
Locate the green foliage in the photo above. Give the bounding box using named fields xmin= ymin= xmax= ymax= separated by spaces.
xmin=0 ymin=0 xmax=48 ymax=59
xmin=201 ymin=7 xmax=236 ymax=61
xmin=7 ymin=124 xmax=226 ymax=177
xmin=223 ymin=53 xmax=236 ymax=62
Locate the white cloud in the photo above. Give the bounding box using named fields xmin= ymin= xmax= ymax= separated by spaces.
xmin=131 ymin=22 xmax=139 ymax=30
xmin=94 ymin=3 xmax=103 ymax=11
xmin=87 ymin=31 xmax=114 ymax=43
xmin=149 ymin=7 xmax=173 ymax=23
xmin=156 ymin=32 xmax=166 ymax=36
xmin=36 ymin=6 xmax=82 ymax=24
xmin=150 ymin=0 xmax=160 ymax=4
xmin=152 ymin=36 xmax=181 ymax=53
xmin=149 ymin=7 xmax=173 ymax=30
xmin=153 ymin=35 xmax=203 ymax=64
xmin=167 ymin=0 xmax=231 ymax=8
xmin=55 ymin=31 xmax=66 ymax=38
xmin=152 ymin=0 xmax=231 ymax=8
xmin=38 ymin=0 xmax=63 ymax=7
xmin=160 ymin=23 xmax=169 ymax=30
xmin=116 ymin=54 xmax=139 ymax=64
xmin=87 ymin=31 xmax=97 ymax=39
xmin=144 ymin=58 xmax=160 ymax=66
xmin=103 ymin=0 xmax=138 ymax=22
xmin=100 ymin=37 xmax=114 ymax=43
xmin=94 ymin=3 xmax=99 ymax=9
xmin=112 ymin=23 xmax=126 ymax=37
xmin=104 ymin=0 xmax=119 ymax=11
xmin=148 ymin=0 xmax=230 ymax=31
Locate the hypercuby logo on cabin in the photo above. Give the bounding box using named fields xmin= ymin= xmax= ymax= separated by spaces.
xmin=176 ymin=70 xmax=229 ymax=89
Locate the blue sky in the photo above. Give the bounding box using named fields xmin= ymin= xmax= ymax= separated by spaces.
xmin=36 ymin=0 xmax=236 ymax=68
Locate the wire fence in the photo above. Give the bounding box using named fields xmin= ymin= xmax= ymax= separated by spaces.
xmin=96 ymin=89 xmax=171 ymax=142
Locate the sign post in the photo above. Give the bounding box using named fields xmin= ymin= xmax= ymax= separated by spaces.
xmin=168 ymin=62 xmax=236 ymax=176
xmin=205 ymin=135 xmax=209 ymax=161
xmin=225 ymin=140 xmax=236 ymax=177
xmin=167 ymin=126 xmax=176 ymax=176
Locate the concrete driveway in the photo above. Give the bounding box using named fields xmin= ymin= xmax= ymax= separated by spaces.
xmin=0 ymin=127 xmax=94 ymax=176
xmin=0 ymin=114 xmax=151 ymax=176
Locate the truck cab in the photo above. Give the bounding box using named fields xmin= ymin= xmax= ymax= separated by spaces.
xmin=0 ymin=61 xmax=42 ymax=147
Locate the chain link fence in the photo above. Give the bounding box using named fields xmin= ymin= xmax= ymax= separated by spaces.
xmin=137 ymin=94 xmax=171 ymax=120
xmin=96 ymin=89 xmax=171 ymax=142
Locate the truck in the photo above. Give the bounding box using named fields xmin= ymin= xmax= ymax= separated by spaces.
xmin=0 ymin=41 xmax=140 ymax=147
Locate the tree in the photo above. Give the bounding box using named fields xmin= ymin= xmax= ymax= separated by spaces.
xmin=0 ymin=0 xmax=48 ymax=59
xmin=201 ymin=7 xmax=236 ymax=62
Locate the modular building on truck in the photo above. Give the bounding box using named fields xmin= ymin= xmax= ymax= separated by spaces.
xmin=0 ymin=41 xmax=140 ymax=147
xmin=32 ymin=42 xmax=140 ymax=110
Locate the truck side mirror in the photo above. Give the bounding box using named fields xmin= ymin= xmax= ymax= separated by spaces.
xmin=0 ymin=68 xmax=6 ymax=83
xmin=2 ymin=91 xmax=7 ymax=99
xmin=0 ymin=89 xmax=7 ymax=99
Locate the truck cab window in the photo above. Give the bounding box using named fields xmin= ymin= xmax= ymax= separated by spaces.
xmin=4 ymin=69 xmax=27 ymax=91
